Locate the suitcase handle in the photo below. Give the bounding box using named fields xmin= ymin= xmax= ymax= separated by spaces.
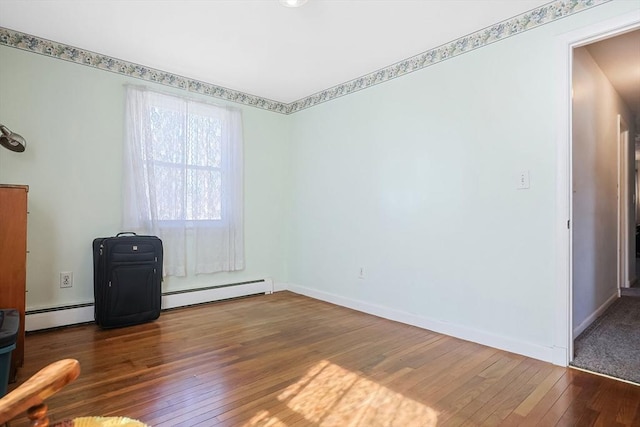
xmin=116 ymin=232 xmax=138 ymax=237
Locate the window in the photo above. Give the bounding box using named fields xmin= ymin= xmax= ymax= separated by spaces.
xmin=148 ymin=101 xmax=223 ymax=222
xmin=123 ymin=86 xmax=244 ymax=277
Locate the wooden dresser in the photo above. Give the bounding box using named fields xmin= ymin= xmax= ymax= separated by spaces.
xmin=0 ymin=184 xmax=28 ymax=381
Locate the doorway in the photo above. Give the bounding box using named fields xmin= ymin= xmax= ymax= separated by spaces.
xmin=569 ymin=28 xmax=640 ymax=382
xmin=554 ymin=9 xmax=640 ymax=370
xmin=570 ymin=35 xmax=633 ymax=340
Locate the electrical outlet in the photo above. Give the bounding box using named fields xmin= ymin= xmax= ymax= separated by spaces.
xmin=60 ymin=272 xmax=73 ymax=288
xmin=517 ymin=170 xmax=530 ymax=189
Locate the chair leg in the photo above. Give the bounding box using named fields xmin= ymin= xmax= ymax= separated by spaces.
xmin=27 ymin=403 xmax=48 ymax=427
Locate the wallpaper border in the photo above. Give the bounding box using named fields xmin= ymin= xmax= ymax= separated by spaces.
xmin=0 ymin=27 xmax=289 ymax=114
xmin=288 ymin=0 xmax=611 ymax=113
xmin=0 ymin=0 xmax=610 ymax=115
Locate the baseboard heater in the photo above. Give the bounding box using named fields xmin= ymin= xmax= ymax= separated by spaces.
xmin=25 ymin=278 xmax=273 ymax=332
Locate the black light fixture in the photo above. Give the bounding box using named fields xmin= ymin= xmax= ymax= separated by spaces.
xmin=0 ymin=125 xmax=26 ymax=152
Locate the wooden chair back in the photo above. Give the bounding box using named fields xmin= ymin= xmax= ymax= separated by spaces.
xmin=0 ymin=359 xmax=80 ymax=426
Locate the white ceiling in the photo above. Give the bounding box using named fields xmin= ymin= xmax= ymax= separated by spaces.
xmin=586 ymin=29 xmax=640 ymax=117
xmin=0 ymin=0 xmax=550 ymax=103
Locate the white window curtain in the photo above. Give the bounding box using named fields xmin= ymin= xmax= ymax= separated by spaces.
xmin=123 ymin=86 xmax=244 ymax=277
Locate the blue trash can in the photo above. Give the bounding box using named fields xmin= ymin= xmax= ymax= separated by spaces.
xmin=0 ymin=309 xmax=19 ymax=397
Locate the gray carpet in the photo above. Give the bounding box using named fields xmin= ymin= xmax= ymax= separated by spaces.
xmin=572 ymin=296 xmax=640 ymax=384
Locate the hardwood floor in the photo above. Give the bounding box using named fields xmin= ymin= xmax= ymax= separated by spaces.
xmin=8 ymin=292 xmax=640 ymax=426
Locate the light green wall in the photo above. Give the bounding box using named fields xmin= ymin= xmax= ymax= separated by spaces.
xmin=0 ymin=0 xmax=637 ymax=358
xmin=286 ymin=1 xmax=640 ymax=353
xmin=0 ymin=45 xmax=292 ymax=309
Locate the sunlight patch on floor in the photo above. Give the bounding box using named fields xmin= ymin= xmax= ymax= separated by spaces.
xmin=244 ymin=360 xmax=439 ymax=426
xmin=243 ymin=411 xmax=287 ymax=427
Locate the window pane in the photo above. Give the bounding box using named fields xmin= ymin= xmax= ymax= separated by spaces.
xmin=149 ymin=107 xmax=185 ymax=164
xmin=187 ymin=113 xmax=221 ymax=168
xmin=153 ymin=164 xmax=185 ymax=221
xmin=187 ymin=168 xmax=221 ymax=220
xmin=144 ymin=98 xmax=225 ymax=222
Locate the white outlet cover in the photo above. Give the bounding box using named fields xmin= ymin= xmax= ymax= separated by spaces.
xmin=60 ymin=272 xmax=73 ymax=288
xmin=517 ymin=170 xmax=530 ymax=190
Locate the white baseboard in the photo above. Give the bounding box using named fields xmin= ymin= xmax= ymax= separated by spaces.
xmin=273 ymin=282 xmax=291 ymax=292
xmin=161 ymin=280 xmax=271 ymax=310
xmin=26 ymin=280 xmax=560 ymax=365
xmin=26 ymin=279 xmax=273 ymax=331
xmin=551 ymin=345 xmax=570 ymax=367
xmin=26 ymin=305 xmax=95 ymax=332
xmin=288 ymin=284 xmax=555 ymax=363
xmin=573 ymin=291 xmax=618 ymax=338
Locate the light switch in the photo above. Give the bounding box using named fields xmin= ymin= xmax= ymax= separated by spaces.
xmin=517 ymin=170 xmax=530 ymax=190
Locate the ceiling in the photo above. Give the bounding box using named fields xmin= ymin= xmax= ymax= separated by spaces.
xmin=0 ymin=0 xmax=550 ymax=104
xmin=586 ymin=29 xmax=640 ymax=119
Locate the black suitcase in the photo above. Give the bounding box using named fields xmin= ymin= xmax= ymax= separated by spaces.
xmin=92 ymin=232 xmax=163 ymax=328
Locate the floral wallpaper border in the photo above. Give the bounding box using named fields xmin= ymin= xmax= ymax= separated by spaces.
xmin=0 ymin=0 xmax=610 ymax=115
xmin=0 ymin=28 xmax=290 ymax=114
xmin=288 ymin=0 xmax=611 ymax=113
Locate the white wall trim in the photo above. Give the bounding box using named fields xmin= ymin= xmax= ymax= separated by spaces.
xmin=273 ymin=282 xmax=291 ymax=292
xmin=555 ymin=9 xmax=640 ymax=367
xmin=26 ymin=279 xmax=272 ymax=331
xmin=0 ymin=1 xmax=610 ymax=114
xmin=572 ymin=291 xmax=618 ymax=338
xmin=288 ymin=284 xmax=555 ymax=364
xmin=551 ymin=345 xmax=570 ymax=366
xmin=161 ymin=280 xmax=271 ymax=310
xmin=554 ymin=30 xmax=572 ymax=366
xmin=25 ymin=305 xmax=95 ymax=332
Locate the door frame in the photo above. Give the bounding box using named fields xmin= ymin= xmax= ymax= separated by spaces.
xmin=554 ymin=11 xmax=640 ymax=367
xmin=618 ymin=114 xmax=630 ymax=291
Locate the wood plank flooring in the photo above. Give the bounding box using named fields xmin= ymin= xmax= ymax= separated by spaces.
xmin=7 ymin=291 xmax=640 ymax=426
